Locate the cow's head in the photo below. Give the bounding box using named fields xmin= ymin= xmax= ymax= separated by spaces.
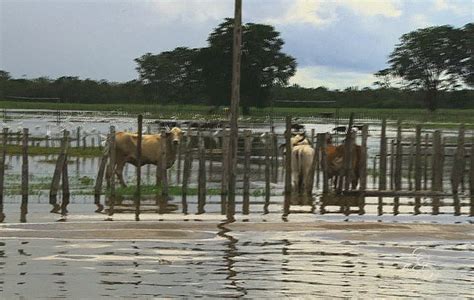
xmin=167 ymin=127 xmax=183 ymax=146
xmin=290 ymin=133 xmax=310 ymax=147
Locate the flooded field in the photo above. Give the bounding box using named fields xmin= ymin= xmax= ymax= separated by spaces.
xmin=0 ymin=109 xmax=473 ymax=298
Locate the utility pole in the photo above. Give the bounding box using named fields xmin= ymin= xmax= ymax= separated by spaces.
xmin=226 ymin=0 xmax=242 ymax=221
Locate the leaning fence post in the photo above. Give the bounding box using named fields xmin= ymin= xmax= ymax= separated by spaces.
xmin=0 ymin=128 xmax=7 ymax=222
xmin=94 ymin=138 xmax=109 ymax=213
xmin=61 ymin=141 xmax=70 ymax=217
xmin=242 ymin=130 xmax=251 ymax=215
xmin=20 ymin=128 xmax=29 ymax=222
xmin=451 ymin=124 xmax=465 ymax=216
xmin=49 ymin=130 xmax=68 ymax=214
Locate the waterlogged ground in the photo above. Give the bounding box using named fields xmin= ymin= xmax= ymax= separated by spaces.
xmin=1 ymin=109 xmax=473 ymax=298
xmin=0 ymin=216 xmax=473 ymax=298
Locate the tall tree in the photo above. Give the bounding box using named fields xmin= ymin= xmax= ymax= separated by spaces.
xmin=199 ymin=18 xmax=296 ymax=114
xmin=135 ymin=47 xmax=204 ymax=104
xmin=376 ymin=24 xmax=471 ymax=111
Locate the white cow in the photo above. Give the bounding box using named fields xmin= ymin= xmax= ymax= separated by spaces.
xmin=290 ymin=134 xmax=315 ymax=195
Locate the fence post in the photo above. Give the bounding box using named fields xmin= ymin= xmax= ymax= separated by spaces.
xmin=197 ymin=128 xmax=206 ymax=214
xmin=0 ymin=128 xmax=7 ymax=222
xmin=423 ymin=134 xmax=429 ymax=190
xmin=49 ymin=130 xmax=68 ymax=214
xmin=94 ymin=140 xmax=109 ymax=213
xmin=181 ymin=126 xmax=192 ymax=214
xmin=414 ymin=125 xmax=422 ymax=214
xmin=358 ymin=125 xmax=368 ymax=214
xmin=390 ymin=139 xmax=395 ymax=190
xmin=76 ymin=127 xmax=81 ymax=148
xmin=20 ymin=128 xmax=29 ymax=222
xmin=158 ymin=129 xmax=169 ymax=214
xmin=221 ymin=129 xmax=229 ymax=215
xmin=107 ymin=126 xmax=116 ymax=216
xmin=470 ymin=138 xmax=474 ymax=217
xmin=61 ymin=138 xmax=70 ymax=216
xmin=242 ymin=130 xmax=251 ymax=215
xmin=135 ymin=115 xmax=143 ymax=221
xmin=320 ymin=133 xmax=329 ymax=195
xmin=272 ymin=130 xmax=278 ymax=183
xmin=283 ymin=116 xmax=292 ymax=217
xmin=408 ymin=138 xmax=414 ymax=191
xmin=451 ymin=124 xmax=465 ymax=216
xmin=378 ymin=119 xmax=387 ymax=215
xmin=432 ymin=130 xmax=442 ymax=215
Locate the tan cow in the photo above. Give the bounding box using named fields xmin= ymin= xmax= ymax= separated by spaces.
xmin=290 ymin=134 xmax=315 ymax=195
xmin=106 ymin=127 xmax=183 ymax=187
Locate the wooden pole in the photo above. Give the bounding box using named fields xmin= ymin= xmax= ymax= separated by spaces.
xmin=390 ymin=139 xmax=395 ymax=190
xmin=283 ymin=116 xmax=292 ymax=217
xmin=451 ymin=124 xmax=465 ymax=216
xmin=197 ymin=128 xmax=206 ymax=214
xmin=470 ymin=138 xmax=474 ymax=217
xmin=107 ymin=126 xmax=116 ymax=216
xmin=272 ymin=130 xmax=278 ymax=183
xmin=338 ymin=113 xmax=354 ymax=194
xmin=94 ymin=145 xmax=109 ymax=213
xmin=159 ymin=129 xmax=169 ymax=214
xmin=242 ymin=130 xmax=251 ymax=215
xmin=320 ymin=133 xmax=329 ymax=195
xmin=358 ymin=125 xmax=368 ymax=214
xmin=20 ymin=128 xmax=29 ymax=222
xmin=181 ymin=127 xmax=192 ymax=214
xmin=414 ymin=125 xmax=422 ymax=214
xmin=378 ymin=119 xmax=387 ymax=215
xmin=176 ymin=133 xmax=183 ymax=184
xmin=76 ymin=127 xmax=81 ymax=148
xmin=221 ymin=129 xmax=229 ymax=215
xmin=49 ymin=130 xmax=68 ymax=214
xmin=432 ymin=130 xmax=442 ymax=215
xmin=423 ymin=134 xmax=429 ymax=190
xmin=135 ymin=115 xmax=143 ymax=221
xmin=226 ymin=0 xmax=242 ymax=222
xmin=0 ymin=128 xmax=7 ymax=222
xmin=265 ymin=132 xmax=271 ymax=211
xmin=407 ymin=138 xmax=414 ymax=191
xmin=61 ymin=147 xmax=70 ymax=216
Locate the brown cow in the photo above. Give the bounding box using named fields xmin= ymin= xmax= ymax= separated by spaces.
xmin=325 ymin=135 xmax=361 ymax=189
xmin=106 ymin=127 xmax=183 ymax=187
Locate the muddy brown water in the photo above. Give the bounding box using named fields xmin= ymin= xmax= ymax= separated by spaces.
xmin=1 ymin=110 xmax=473 ymax=298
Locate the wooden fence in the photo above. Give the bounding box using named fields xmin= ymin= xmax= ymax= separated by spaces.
xmin=0 ymin=115 xmax=473 ymax=222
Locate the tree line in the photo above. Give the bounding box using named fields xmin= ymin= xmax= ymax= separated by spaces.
xmin=0 ymin=20 xmax=472 ymax=111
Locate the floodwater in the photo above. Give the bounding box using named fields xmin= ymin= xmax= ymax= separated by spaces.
xmin=1 ymin=109 xmax=473 ymax=298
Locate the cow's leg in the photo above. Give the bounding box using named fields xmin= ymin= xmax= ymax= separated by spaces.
xmin=115 ymin=161 xmax=127 ymax=187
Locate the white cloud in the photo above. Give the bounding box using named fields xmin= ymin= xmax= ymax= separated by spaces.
xmin=290 ymin=65 xmax=377 ymax=89
xmin=434 ymin=0 xmax=473 ymax=15
xmin=148 ymin=0 xmax=232 ymax=24
xmin=264 ymin=0 xmax=338 ymax=27
xmin=343 ymin=0 xmax=402 ymax=18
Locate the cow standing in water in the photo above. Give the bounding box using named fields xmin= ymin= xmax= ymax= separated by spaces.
xmin=325 ymin=134 xmax=361 ymax=190
xmin=106 ymin=127 xmax=183 ymax=187
xmin=289 ymin=133 xmax=316 ymax=196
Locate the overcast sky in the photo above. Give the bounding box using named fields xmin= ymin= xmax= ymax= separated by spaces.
xmin=1 ymin=0 xmax=472 ymax=89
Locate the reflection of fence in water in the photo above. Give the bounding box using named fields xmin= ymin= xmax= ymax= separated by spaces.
xmin=0 ymin=115 xmax=473 ymax=222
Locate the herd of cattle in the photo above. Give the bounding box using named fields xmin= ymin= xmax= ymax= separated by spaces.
xmin=105 ymin=126 xmax=362 ymax=196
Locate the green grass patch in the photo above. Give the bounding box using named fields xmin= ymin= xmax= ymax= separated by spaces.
xmin=5 ymin=144 xmax=103 ymax=157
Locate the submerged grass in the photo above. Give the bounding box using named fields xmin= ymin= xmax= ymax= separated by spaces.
xmin=5 ymin=145 xmax=103 ymax=157
xmin=2 ymin=100 xmax=474 ymax=125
